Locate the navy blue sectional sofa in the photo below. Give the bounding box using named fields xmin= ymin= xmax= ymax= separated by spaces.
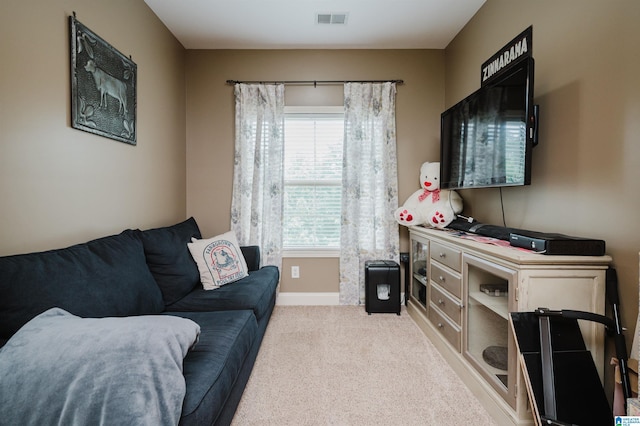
xmin=0 ymin=217 xmax=279 ymax=425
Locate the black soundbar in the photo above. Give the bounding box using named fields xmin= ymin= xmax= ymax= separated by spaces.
xmin=446 ymin=218 xmax=605 ymax=256
xmin=509 ymin=232 xmax=605 ymax=256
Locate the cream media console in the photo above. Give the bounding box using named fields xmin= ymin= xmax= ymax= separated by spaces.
xmin=406 ymin=225 xmax=611 ymax=425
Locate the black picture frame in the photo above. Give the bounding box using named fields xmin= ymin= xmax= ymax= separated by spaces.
xmin=70 ymin=15 xmax=137 ymax=145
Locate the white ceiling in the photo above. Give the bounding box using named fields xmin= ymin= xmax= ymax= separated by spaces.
xmin=144 ymin=0 xmax=486 ymax=49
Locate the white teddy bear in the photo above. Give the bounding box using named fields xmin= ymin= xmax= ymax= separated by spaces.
xmin=394 ymin=161 xmax=463 ymax=228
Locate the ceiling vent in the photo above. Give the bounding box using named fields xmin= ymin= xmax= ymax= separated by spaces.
xmin=316 ymin=13 xmax=348 ymax=25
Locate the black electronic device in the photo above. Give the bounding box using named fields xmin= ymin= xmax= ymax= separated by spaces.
xmin=440 ymin=57 xmax=539 ymax=190
xmin=447 ymin=217 xmax=527 ymax=241
xmin=364 ymin=260 xmax=400 ymax=315
xmin=446 ymin=218 xmax=606 ymax=256
xmin=509 ymin=232 xmax=606 ymax=256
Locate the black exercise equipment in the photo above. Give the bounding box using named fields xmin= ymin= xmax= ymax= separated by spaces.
xmin=511 ymin=268 xmax=631 ymax=425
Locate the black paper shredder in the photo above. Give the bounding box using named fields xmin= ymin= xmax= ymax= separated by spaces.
xmin=365 ymin=260 xmax=400 ymax=315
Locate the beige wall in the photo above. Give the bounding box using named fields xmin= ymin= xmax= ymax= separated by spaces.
xmin=4 ymin=0 xmax=636 ymax=339
xmin=2 ymin=0 xmax=636 ymax=404
xmin=185 ymin=49 xmax=444 ymax=292
xmin=447 ymin=0 xmax=640 ymax=388
xmin=0 ymin=0 xmax=186 ymax=255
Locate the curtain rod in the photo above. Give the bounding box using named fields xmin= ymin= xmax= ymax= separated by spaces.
xmin=226 ymin=79 xmax=403 ymax=87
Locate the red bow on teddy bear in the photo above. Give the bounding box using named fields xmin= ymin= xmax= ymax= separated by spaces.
xmin=418 ymin=188 xmax=440 ymax=203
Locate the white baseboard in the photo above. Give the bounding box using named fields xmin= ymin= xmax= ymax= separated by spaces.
xmin=276 ymin=292 xmax=406 ymax=306
xmin=276 ymin=292 xmax=340 ymax=305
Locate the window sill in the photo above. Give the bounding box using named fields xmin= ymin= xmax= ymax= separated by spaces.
xmin=283 ymin=248 xmax=340 ymax=258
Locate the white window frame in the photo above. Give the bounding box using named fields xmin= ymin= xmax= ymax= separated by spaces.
xmin=282 ymin=105 xmax=344 ymax=258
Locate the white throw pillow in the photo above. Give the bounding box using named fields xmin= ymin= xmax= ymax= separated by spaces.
xmin=188 ymin=231 xmax=249 ymax=290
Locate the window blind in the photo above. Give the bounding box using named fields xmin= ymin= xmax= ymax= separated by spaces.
xmin=283 ymin=111 xmax=344 ymax=249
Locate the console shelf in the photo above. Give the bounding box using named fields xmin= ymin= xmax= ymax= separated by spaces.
xmin=413 ymin=273 xmax=427 ymax=286
xmin=406 ymin=226 xmax=611 ymax=425
xmin=469 ymin=291 xmax=509 ymax=320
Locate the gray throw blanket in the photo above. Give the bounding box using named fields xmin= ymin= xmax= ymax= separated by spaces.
xmin=0 ymin=308 xmax=200 ymax=426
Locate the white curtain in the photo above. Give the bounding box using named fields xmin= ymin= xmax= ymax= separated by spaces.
xmin=340 ymin=82 xmax=400 ymax=305
xmin=230 ymin=84 xmax=285 ymax=270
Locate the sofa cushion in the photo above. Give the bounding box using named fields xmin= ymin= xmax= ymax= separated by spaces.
xmin=188 ymin=231 xmax=249 ymax=290
xmin=240 ymin=246 xmax=260 ymax=271
xmin=139 ymin=217 xmax=202 ymax=305
xmin=0 ymin=229 xmax=164 ymax=339
xmin=165 ymin=266 xmax=279 ymax=321
xmin=166 ymin=310 xmax=257 ymax=425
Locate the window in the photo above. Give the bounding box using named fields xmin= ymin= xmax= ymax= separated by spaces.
xmin=283 ymin=106 xmax=344 ymax=255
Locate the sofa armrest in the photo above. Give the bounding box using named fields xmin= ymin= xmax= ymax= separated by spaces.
xmin=240 ymin=246 xmax=260 ymax=271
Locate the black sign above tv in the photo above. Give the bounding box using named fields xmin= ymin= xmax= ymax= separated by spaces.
xmin=481 ymin=26 xmax=533 ymax=87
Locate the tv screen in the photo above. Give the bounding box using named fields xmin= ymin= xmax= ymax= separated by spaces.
xmin=440 ymin=57 xmax=536 ymax=190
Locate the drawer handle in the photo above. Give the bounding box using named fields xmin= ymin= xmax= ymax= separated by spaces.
xmin=438 ymin=298 xmax=444 ymax=305
xmin=438 ymin=275 xmax=445 ymax=282
xmin=439 ymin=252 xmax=446 ymax=258
xmin=437 ymin=322 xmax=444 ymax=328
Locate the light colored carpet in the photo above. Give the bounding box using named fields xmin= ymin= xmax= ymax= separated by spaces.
xmin=231 ymin=305 xmax=497 ymax=425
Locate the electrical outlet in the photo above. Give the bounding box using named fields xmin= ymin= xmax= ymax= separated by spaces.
xmin=291 ymin=266 xmax=300 ymax=279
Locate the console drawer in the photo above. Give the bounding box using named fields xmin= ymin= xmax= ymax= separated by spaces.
xmin=430 ymin=262 xmax=462 ymax=299
xmin=428 ymin=303 xmax=461 ymax=352
xmin=430 ymin=241 xmax=461 ymax=272
xmin=430 ymin=283 xmax=462 ymax=326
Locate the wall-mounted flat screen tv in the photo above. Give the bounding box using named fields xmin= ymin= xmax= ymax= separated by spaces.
xmin=440 ymin=57 xmax=538 ymax=190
